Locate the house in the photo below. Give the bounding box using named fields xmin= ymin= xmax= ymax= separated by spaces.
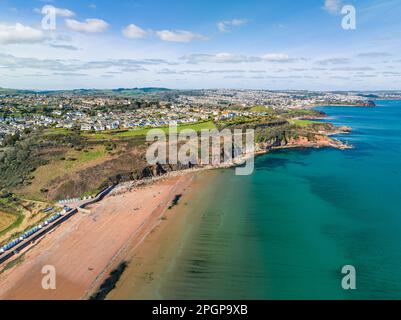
xmin=94 ymin=124 xmax=105 ymax=131
xmin=81 ymin=123 xmax=92 ymax=131
xmin=63 ymin=122 xmax=75 ymax=129
xmin=106 ymin=121 xmax=119 ymax=130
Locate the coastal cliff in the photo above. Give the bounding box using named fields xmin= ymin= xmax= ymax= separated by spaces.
xmin=103 ymin=123 xmax=352 ymax=190
xmin=362 ymin=100 xmax=376 ymax=107
xmin=44 ymin=120 xmax=352 ymax=200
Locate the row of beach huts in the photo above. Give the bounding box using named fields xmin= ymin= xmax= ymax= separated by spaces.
xmin=58 ymin=196 xmax=93 ymax=205
xmin=0 ymin=206 xmax=72 ymax=255
xmin=0 ymin=185 xmax=115 ymax=263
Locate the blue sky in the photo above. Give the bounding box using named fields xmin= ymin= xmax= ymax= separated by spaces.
xmin=0 ymin=0 xmax=401 ymax=90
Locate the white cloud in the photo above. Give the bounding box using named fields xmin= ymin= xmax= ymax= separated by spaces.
xmin=356 ymin=52 xmax=392 ymax=59
xmin=65 ymin=18 xmax=109 ymax=33
xmin=122 ymin=24 xmax=148 ymax=39
xmin=181 ymin=53 xmax=297 ymax=64
xmin=212 ymin=53 xmax=254 ymax=63
xmin=315 ymin=57 xmax=351 ymax=65
xmin=261 ymin=53 xmax=290 ymax=62
xmin=0 ymin=23 xmax=45 ymax=44
xmin=217 ymin=22 xmax=227 ymax=32
xmin=181 ymin=53 xmax=255 ymax=64
xmin=41 ymin=5 xmax=75 ymax=18
xmin=324 ymin=0 xmax=343 ymax=14
xmin=0 ymin=53 xmax=170 ymax=72
xmin=48 ymin=43 xmax=79 ymax=51
xmin=156 ymin=30 xmax=207 ymax=42
xmin=217 ymin=19 xmax=248 ymax=32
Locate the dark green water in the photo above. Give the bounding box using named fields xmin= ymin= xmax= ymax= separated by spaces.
xmin=155 ymin=101 xmax=401 ymax=299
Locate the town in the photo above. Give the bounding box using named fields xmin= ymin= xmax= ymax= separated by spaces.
xmin=0 ymin=88 xmax=379 ymax=144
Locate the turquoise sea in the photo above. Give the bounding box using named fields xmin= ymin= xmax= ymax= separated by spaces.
xmin=132 ymin=101 xmax=401 ymax=300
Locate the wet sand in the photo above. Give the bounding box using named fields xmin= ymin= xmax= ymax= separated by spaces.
xmin=0 ymin=174 xmax=195 ymax=300
xmin=106 ymin=171 xmax=218 ymax=300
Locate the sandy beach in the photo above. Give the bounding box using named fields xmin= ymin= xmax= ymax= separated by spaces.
xmin=0 ymin=173 xmax=195 ymax=300
xmin=105 ymin=170 xmax=218 ymax=300
xmin=0 ymin=132 xmax=349 ymax=300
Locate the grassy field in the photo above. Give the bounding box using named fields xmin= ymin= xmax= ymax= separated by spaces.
xmin=83 ymin=121 xmax=217 ymax=140
xmin=42 ymin=121 xmax=217 ymax=141
xmin=0 ymin=197 xmax=50 ymax=244
xmin=43 ymin=128 xmax=73 ymax=136
xmin=289 ymin=119 xmax=318 ymax=127
xmin=17 ymin=145 xmax=110 ymax=201
xmin=0 ymin=211 xmax=18 ymax=235
xmin=250 ymin=105 xmax=274 ymax=113
xmin=63 ymin=147 xmax=108 ymax=170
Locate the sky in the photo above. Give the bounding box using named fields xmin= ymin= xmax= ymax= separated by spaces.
xmin=0 ymin=0 xmax=401 ymax=90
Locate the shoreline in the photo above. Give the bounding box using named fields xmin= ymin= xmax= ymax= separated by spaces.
xmin=302 ymin=102 xmax=376 ymax=109
xmin=0 ymin=174 xmax=195 ymax=300
xmin=105 ymin=170 xmax=221 ymax=300
xmin=83 ymin=173 xmax=197 ymax=300
xmin=86 ymin=138 xmax=351 ymax=299
xmin=0 ymin=118 xmax=351 ymax=299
